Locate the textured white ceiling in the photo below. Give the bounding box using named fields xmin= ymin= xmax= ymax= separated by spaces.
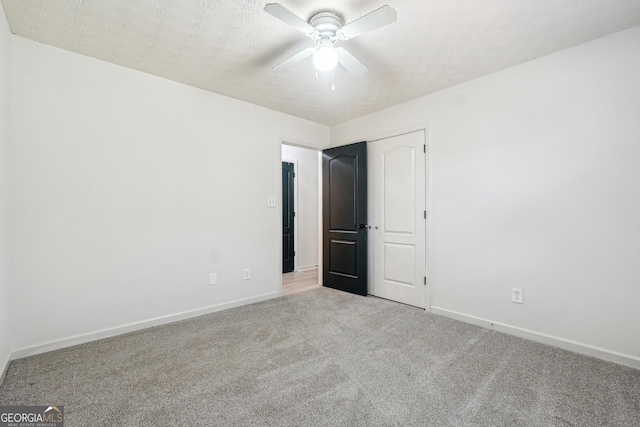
xmin=3 ymin=0 xmax=640 ymax=125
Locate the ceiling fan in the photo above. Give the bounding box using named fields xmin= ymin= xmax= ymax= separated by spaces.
xmin=264 ymin=3 xmax=397 ymax=76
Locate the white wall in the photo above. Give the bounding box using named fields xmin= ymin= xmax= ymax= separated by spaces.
xmin=0 ymin=4 xmax=12 ymax=377
xmin=332 ymin=26 xmax=640 ymax=365
xmin=10 ymin=37 xmax=329 ymax=353
xmin=282 ymin=144 xmax=319 ymax=271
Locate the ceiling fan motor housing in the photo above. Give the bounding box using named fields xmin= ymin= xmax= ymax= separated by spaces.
xmin=309 ymin=11 xmax=343 ymax=38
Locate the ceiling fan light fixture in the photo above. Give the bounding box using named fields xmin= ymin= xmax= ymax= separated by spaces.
xmin=265 ymin=3 xmax=397 ymax=76
xmin=313 ymin=40 xmax=338 ymax=71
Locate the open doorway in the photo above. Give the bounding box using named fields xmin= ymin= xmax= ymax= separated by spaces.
xmin=281 ymin=144 xmax=321 ymax=295
xmin=279 ymin=128 xmax=429 ymax=305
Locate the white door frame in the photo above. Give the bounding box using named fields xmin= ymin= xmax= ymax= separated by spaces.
xmin=278 ymin=139 xmax=324 ymax=296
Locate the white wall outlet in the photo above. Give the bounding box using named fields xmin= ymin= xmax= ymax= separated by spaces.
xmin=267 ymin=197 xmax=276 ymax=207
xmin=243 ymin=268 xmax=250 ymax=280
xmin=512 ymin=288 xmax=523 ymax=304
xmin=209 ymin=273 xmax=217 ymax=286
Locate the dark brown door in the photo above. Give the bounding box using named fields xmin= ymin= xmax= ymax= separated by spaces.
xmin=322 ymin=142 xmax=368 ymax=296
xmin=282 ymin=162 xmax=295 ymax=273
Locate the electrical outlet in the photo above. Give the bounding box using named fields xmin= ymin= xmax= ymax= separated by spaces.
xmin=209 ymin=273 xmax=217 ymax=286
xmin=512 ymin=288 xmax=523 ymax=304
xmin=243 ymin=268 xmax=250 ymax=280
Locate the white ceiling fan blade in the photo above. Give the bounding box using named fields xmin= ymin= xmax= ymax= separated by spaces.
xmin=336 ymin=47 xmax=368 ymax=77
xmin=273 ymin=47 xmax=315 ymax=71
xmin=339 ymin=5 xmax=397 ymax=39
xmin=264 ymin=3 xmax=315 ymax=35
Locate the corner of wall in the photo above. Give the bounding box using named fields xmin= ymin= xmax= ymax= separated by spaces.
xmin=0 ymin=0 xmax=14 ymax=384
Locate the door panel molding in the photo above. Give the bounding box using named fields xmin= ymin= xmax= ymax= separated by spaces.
xmin=322 ymin=142 xmax=368 ymax=296
xmin=370 ymin=130 xmax=427 ymax=308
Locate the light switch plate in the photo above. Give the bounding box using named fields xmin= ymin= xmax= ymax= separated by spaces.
xmin=209 ymin=273 xmax=217 ymax=286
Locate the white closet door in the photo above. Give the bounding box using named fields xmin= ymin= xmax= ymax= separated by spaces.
xmin=370 ymin=130 xmax=426 ymax=308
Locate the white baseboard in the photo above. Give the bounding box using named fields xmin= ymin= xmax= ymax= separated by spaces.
xmin=430 ymin=306 xmax=640 ymax=370
xmin=11 ymin=292 xmax=280 ymax=360
xmin=296 ymin=265 xmax=318 ymax=272
xmin=0 ymin=350 xmax=10 ymax=385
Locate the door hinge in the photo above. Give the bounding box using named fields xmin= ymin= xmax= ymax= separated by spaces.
xmin=424 ymin=210 xmax=426 ymax=219
xmin=293 ymin=211 xmax=296 ymax=217
xmin=293 ymin=172 xmax=296 ymax=178
xmin=424 ymin=276 xmax=427 ymax=286
xmin=423 ymin=144 xmax=426 ymax=153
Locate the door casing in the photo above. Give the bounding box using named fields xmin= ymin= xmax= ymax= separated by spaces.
xmin=278 ymin=141 xmax=324 ymax=296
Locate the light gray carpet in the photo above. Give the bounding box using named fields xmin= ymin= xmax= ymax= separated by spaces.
xmin=1 ymin=287 xmax=639 ymax=426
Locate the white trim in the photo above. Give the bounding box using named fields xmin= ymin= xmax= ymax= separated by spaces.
xmin=280 ymin=140 xmax=323 ymax=289
xmin=279 ymin=136 xmax=329 ymax=151
xmin=317 ymin=151 xmax=323 ymax=288
xmin=11 ymin=292 xmax=279 ymax=360
xmin=366 ymin=142 xmax=375 ymax=298
xmin=343 ymin=122 xmax=431 ymax=146
xmin=277 ymin=138 xmax=284 ymax=296
xmin=425 ymin=125 xmax=433 ymax=312
xmin=296 ymin=264 xmax=318 ymax=272
xmin=279 ymin=137 xmax=325 ymax=294
xmin=431 ymin=306 xmax=640 ymax=370
xmin=0 ymin=350 xmax=10 ymax=385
